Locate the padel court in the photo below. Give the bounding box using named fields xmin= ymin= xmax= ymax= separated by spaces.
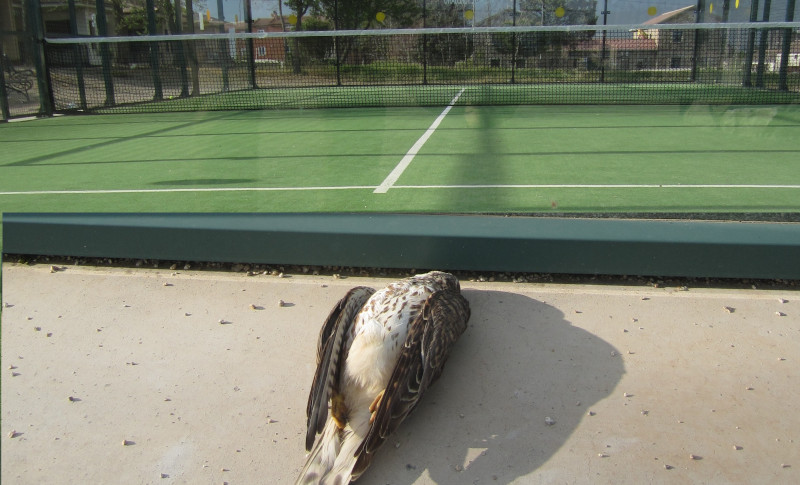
xmin=2 ymin=98 xmax=799 ymax=214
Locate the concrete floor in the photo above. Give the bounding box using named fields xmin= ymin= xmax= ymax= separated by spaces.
xmin=2 ymin=262 xmax=798 ymax=484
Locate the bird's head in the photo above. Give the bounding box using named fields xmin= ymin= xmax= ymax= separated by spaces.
xmin=423 ymin=271 xmax=461 ymax=293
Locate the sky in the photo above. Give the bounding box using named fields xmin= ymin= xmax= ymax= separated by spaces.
xmin=199 ymin=0 xmax=797 ymax=25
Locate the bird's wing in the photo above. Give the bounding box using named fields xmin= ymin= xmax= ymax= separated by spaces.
xmin=353 ymin=289 xmax=470 ymax=473
xmin=305 ymin=286 xmax=375 ymax=451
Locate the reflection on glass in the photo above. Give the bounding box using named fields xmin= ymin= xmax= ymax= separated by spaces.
xmin=0 ymin=1 xmax=798 ymax=219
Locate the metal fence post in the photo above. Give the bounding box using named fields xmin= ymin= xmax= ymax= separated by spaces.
xmin=217 ymin=0 xmax=229 ymax=91
xmin=245 ymin=0 xmax=256 ymax=89
xmin=0 ymin=54 xmax=10 ymax=120
xmin=26 ymin=0 xmax=53 ymax=116
xmin=185 ymin=0 xmax=200 ymax=95
xmin=422 ymin=0 xmax=428 ymax=85
xmin=755 ymin=0 xmax=773 ymax=87
xmin=778 ymin=0 xmax=796 ymax=91
xmin=716 ymin=0 xmax=731 ymax=83
xmin=511 ymin=0 xmax=517 ymax=84
xmin=145 ymin=0 xmax=163 ymax=100
xmin=742 ymin=0 xmax=760 ymax=86
xmin=691 ymin=0 xmax=704 ymax=82
xmin=601 ymin=0 xmax=609 ymax=83
xmin=94 ymin=0 xmax=115 ymax=106
xmin=334 ymin=0 xmax=341 ymax=86
xmin=174 ymin=0 xmax=190 ymax=97
xmin=67 ymin=0 xmax=88 ymax=110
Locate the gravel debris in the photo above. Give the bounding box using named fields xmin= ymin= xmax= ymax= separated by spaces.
xmin=7 ymin=255 xmax=800 ymax=292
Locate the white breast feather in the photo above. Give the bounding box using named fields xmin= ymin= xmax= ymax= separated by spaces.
xmin=343 ymin=279 xmax=433 ymax=396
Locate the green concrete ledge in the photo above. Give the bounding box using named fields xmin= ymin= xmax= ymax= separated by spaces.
xmin=3 ymin=213 xmax=799 ymax=279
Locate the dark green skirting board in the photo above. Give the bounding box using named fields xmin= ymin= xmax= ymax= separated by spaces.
xmin=3 ymin=213 xmax=798 ymax=280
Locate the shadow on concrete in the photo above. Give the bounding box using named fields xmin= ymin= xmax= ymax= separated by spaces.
xmin=362 ymin=289 xmax=625 ymax=484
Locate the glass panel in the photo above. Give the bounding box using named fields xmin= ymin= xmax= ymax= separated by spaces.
xmin=1 ymin=0 xmax=42 ymax=119
xmin=1 ymin=0 xmax=799 ymax=217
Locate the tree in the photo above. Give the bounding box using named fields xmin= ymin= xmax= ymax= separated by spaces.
xmin=519 ymin=0 xmax=597 ymax=27
xmin=421 ymin=1 xmax=474 ymax=66
xmin=284 ymin=0 xmax=320 ymax=32
xmin=490 ymin=0 xmax=598 ymax=62
xmin=317 ymin=0 xmax=419 ymax=30
xmin=108 ymin=0 xmax=177 ymax=35
xmin=294 ymin=16 xmax=334 ymax=64
xmin=284 ymin=0 xmax=321 ymax=73
xmin=313 ymin=0 xmax=420 ymax=68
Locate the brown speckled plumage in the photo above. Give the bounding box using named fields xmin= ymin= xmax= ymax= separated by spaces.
xmin=296 ymin=271 xmax=470 ymax=484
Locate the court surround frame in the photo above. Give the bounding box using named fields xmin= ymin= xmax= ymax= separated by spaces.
xmin=3 ymin=212 xmax=799 ymax=280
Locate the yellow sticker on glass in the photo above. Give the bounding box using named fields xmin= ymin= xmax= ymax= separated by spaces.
xmin=288 ymin=14 xmax=297 ymax=25
xmin=376 ymin=12 xmax=386 ymax=22
xmin=555 ymin=7 xmax=566 ymax=18
xmin=647 ymin=6 xmax=657 ymax=16
xmin=465 ymin=9 xmax=474 ymax=20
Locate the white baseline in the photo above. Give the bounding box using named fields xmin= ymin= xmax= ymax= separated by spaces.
xmin=392 ymin=184 xmax=800 ymax=189
xmin=0 ymin=186 xmax=374 ymax=196
xmin=1 ymin=184 xmax=799 ymax=196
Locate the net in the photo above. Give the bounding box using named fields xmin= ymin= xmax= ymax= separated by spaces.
xmin=43 ymin=22 xmax=800 ymax=113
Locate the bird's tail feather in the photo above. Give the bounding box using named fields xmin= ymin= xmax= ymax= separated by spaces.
xmin=326 ymin=422 xmax=368 ymax=483
xmin=295 ymin=419 xmax=340 ymax=485
xmin=295 ymin=417 xmax=369 ymax=485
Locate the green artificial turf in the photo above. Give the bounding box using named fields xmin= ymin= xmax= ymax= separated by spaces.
xmin=1 ymin=103 xmax=799 ymax=218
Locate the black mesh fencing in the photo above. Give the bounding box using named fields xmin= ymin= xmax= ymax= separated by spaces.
xmin=43 ymin=24 xmax=800 ymax=113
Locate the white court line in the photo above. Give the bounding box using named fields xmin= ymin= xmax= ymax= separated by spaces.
xmin=393 ymin=184 xmax=800 ymax=189
xmin=373 ymin=88 xmax=467 ymax=194
xmin=0 ymin=186 xmax=374 ymax=196
xmin=2 ymin=184 xmax=799 ymax=196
